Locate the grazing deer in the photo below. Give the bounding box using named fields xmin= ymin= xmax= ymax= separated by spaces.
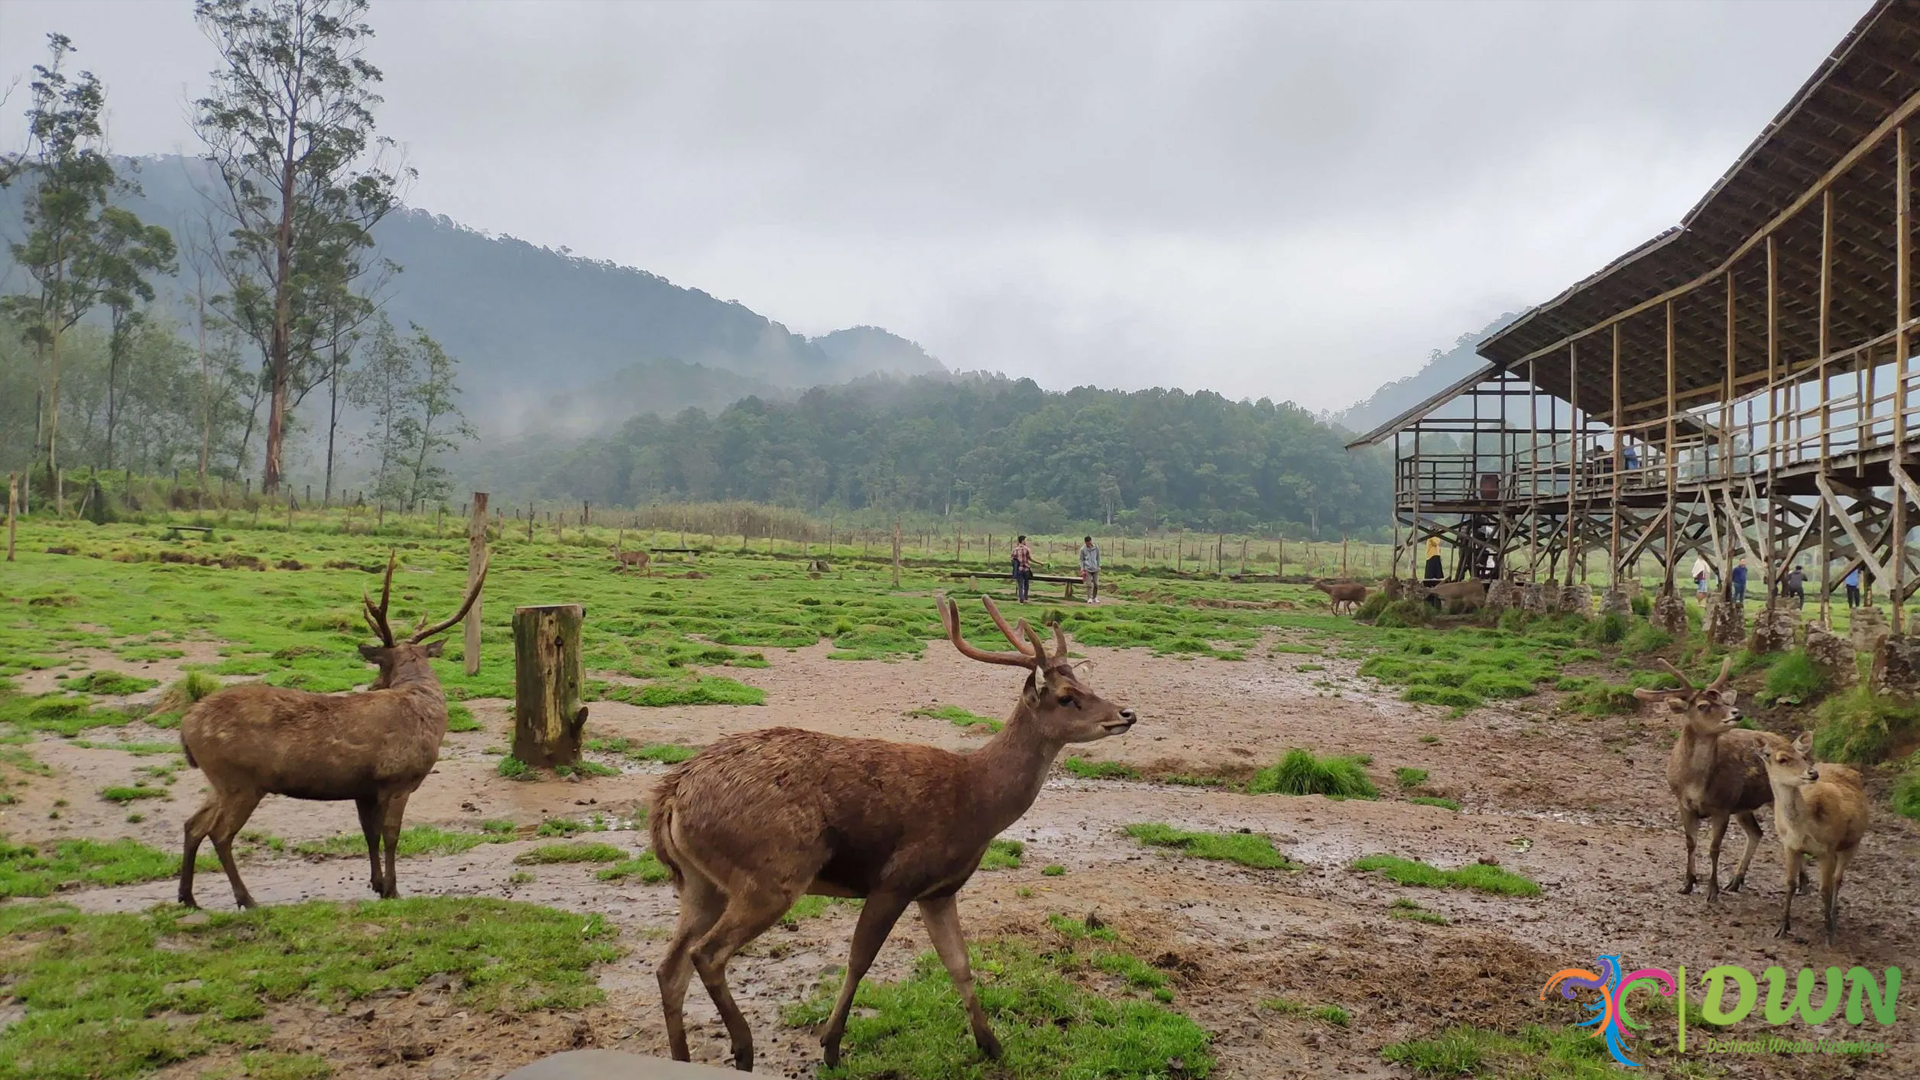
xmin=611 ymin=546 xmax=651 ymax=574
xmin=1757 ymin=733 xmax=1868 ymax=944
xmin=1634 ymin=658 xmax=1786 ymax=901
xmin=177 ymin=551 xmax=488 ymax=909
xmin=649 ymin=595 xmax=1136 ymax=1072
xmin=1416 ymin=578 xmax=1488 ymax=611
xmin=1312 ymin=581 xmax=1367 ymax=614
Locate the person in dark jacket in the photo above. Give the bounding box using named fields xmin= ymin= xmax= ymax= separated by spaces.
xmin=1731 ymin=558 xmax=1748 ymax=605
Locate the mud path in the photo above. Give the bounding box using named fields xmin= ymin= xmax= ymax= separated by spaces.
xmin=9 ymin=641 xmax=1920 ymax=1078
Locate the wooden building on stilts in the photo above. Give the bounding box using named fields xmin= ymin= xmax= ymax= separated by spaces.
xmin=1350 ymin=0 xmax=1920 ymax=664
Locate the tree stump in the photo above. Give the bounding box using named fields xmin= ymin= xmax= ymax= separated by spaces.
xmin=1803 ymin=623 xmax=1852 ymax=682
xmin=1600 ymin=588 xmax=1632 ymax=619
xmin=1703 ymin=597 xmax=1744 ymax=649
xmin=1872 ymin=635 xmax=1920 ymax=697
xmin=1559 ymin=584 xmax=1593 ymax=619
xmin=1651 ymin=593 xmax=1689 ymax=638
xmin=1850 ymin=606 xmax=1890 ymax=657
xmin=1747 ymin=605 xmax=1798 ymax=654
xmin=1486 ymin=579 xmax=1519 ymax=611
xmin=513 ymin=604 xmax=588 ymax=768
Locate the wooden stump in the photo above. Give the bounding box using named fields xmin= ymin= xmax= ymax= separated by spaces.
xmin=465 ymin=494 xmax=488 ymax=676
xmin=513 ymin=604 xmax=588 ymax=768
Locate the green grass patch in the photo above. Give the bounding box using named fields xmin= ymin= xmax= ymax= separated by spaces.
xmin=1759 ymin=649 xmax=1828 ymax=706
xmin=1811 ymin=684 xmax=1920 ymax=764
xmin=1382 ymin=1023 xmax=1614 ymax=1079
xmin=496 ymin=755 xmax=531 ymax=780
xmin=980 ymin=838 xmax=1025 ymax=870
xmin=1042 ymin=864 xmax=1066 ymax=877
xmin=1062 ymin=757 xmax=1140 ymax=781
xmin=1 ymin=837 xmax=214 ymax=898
xmin=0 ymin=898 xmax=619 ymax=1080
xmin=1248 ymin=748 xmax=1377 ymax=798
xmin=1351 ymin=854 xmax=1540 ymax=897
xmin=1407 ymin=796 xmax=1462 ymax=812
xmin=909 ymin=704 xmax=1003 ymax=732
xmin=1091 ymin=950 xmax=1168 ymax=990
xmin=554 ymin=760 xmax=620 ymax=778
xmin=1262 ymin=997 xmax=1350 ymax=1026
xmin=1123 ymin=823 xmax=1295 ymax=869
xmin=69 ymin=739 xmax=181 ymax=756
xmin=593 ymin=676 xmax=765 ymax=707
xmin=98 ymin=785 xmax=169 ymax=804
xmin=1394 ymin=767 xmax=1428 ymax=788
xmin=444 ymin=702 xmax=482 ymax=733
xmin=1894 ymin=753 xmax=1920 ymax=823
xmin=595 ymin=851 xmax=672 ymax=883
xmin=62 ymin=671 xmax=160 ymax=696
xmin=513 ymin=842 xmax=628 ymax=865
xmin=292 ymin=824 xmax=513 ymax=859
xmin=1389 ymin=898 xmax=1449 ymax=925
xmin=780 ymin=942 xmax=1212 ymax=1079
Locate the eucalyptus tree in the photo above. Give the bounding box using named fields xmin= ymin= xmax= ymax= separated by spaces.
xmin=95 ymin=206 xmax=178 ymax=469
xmin=193 ymin=0 xmax=407 ymax=494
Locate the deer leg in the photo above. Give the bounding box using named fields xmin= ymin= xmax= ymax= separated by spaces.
xmin=378 ymin=789 xmax=413 ymax=899
xmin=208 ymin=788 xmax=263 ymax=909
xmin=691 ymin=889 xmax=795 ymax=1072
xmin=179 ymin=798 xmax=220 ymax=908
xmin=821 ymin=892 xmax=912 ymax=1069
xmin=1703 ymin=813 xmax=1731 ymax=901
xmin=918 ymin=894 xmax=1001 ymax=1061
xmin=1724 ymin=811 xmax=1762 ymax=893
xmin=1821 ymin=848 xmax=1852 ymax=945
xmin=355 ymin=795 xmax=384 ymax=896
xmin=659 ymin=871 xmax=727 ymax=1063
xmin=1775 ymin=848 xmax=1803 ymax=938
xmin=1676 ymin=806 xmax=1700 ymax=894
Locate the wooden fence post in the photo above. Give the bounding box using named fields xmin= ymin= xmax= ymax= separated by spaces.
xmin=465 ymin=493 xmax=489 ymax=676
xmin=893 ymin=521 xmax=903 ymax=587
xmin=512 ymin=603 xmax=586 ymax=768
xmin=5 ymin=473 xmax=15 ymax=562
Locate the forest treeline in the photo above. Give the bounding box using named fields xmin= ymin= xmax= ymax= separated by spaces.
xmin=480 ymin=375 xmax=1390 ymax=536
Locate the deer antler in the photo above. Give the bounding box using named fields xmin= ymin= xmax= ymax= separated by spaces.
xmin=1022 ymin=620 xmax=1051 ymax=665
xmin=1633 ymin=658 xmax=1698 ymax=701
xmin=981 ymin=595 xmax=1036 ymax=657
xmin=1052 ymin=621 xmax=1069 ymax=661
xmin=938 ymin=595 xmax=1036 ymax=668
xmin=408 ymin=551 xmax=490 ymax=644
xmin=1706 ymin=656 xmax=1732 ymax=692
xmin=362 ymin=551 xmax=398 ymax=648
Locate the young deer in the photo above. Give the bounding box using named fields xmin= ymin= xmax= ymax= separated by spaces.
xmin=1312 ymin=581 xmax=1367 ymax=614
xmin=648 ymin=595 xmax=1136 ymax=1072
xmin=1757 ymin=733 xmax=1868 ymax=944
xmin=611 ymin=546 xmax=651 ymax=573
xmin=177 ymin=551 xmax=488 ymax=909
xmin=1634 ymin=658 xmax=1786 ymax=901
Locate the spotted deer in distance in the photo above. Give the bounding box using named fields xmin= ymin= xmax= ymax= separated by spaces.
xmin=1312 ymin=580 xmax=1367 ymax=614
xmin=648 ymin=595 xmax=1137 ymax=1071
xmin=177 ymin=550 xmax=488 ymax=909
xmin=1634 ymin=658 xmax=1787 ymax=901
xmin=1756 ymin=732 xmax=1868 ymax=944
xmin=611 ymin=546 xmax=650 ymax=574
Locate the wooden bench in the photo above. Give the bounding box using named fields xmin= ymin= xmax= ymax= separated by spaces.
xmin=164 ymin=525 xmax=214 ymax=541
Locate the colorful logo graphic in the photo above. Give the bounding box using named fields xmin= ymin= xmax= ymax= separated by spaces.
xmin=1541 ymin=955 xmax=1676 ymax=1066
xmin=1542 ymin=958 xmax=1899 ymax=1068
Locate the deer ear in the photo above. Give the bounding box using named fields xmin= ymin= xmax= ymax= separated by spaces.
xmin=358 ymin=644 xmax=383 ymax=662
xmin=1665 ymin=697 xmax=1690 ymax=713
xmin=1793 ymin=731 xmax=1813 ymax=753
xmin=422 ymin=640 xmax=446 ymax=658
xmin=1719 ymin=689 xmax=1739 ymax=708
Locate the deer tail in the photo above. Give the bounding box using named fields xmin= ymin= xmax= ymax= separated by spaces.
xmin=647 ymin=773 xmax=687 ymax=890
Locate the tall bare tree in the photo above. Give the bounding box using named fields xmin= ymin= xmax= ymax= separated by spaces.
xmin=1 ymin=34 xmax=116 ymax=515
xmin=193 ymin=0 xmax=406 ymax=494
xmin=96 ymin=205 xmax=178 ymax=469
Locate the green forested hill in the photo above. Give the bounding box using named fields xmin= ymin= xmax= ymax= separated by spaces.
xmin=478 ymin=373 xmax=1388 ymax=535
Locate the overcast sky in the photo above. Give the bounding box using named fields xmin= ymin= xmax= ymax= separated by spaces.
xmin=0 ymin=0 xmax=1873 ymax=412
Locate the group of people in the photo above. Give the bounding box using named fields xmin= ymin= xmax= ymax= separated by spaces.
xmin=1008 ymin=535 xmax=1102 ymax=604
xmin=1692 ymin=557 xmax=1867 ymax=609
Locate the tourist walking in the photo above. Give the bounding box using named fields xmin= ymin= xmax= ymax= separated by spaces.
xmin=1785 ymin=564 xmax=1806 ymax=609
xmin=1845 ymin=566 xmax=1862 ymax=609
xmin=1692 ymin=557 xmax=1711 ymax=601
xmin=1080 ymin=536 xmax=1101 ymax=603
xmin=1423 ymin=536 xmax=1444 ymax=610
xmin=1731 ymin=558 xmax=1748 ymax=605
xmin=1011 ymin=534 xmax=1033 ymax=603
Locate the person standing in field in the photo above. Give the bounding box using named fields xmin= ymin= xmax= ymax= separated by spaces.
xmin=1786 ymin=564 xmax=1806 ymax=608
xmin=1080 ymin=536 xmax=1101 ymax=604
xmin=1845 ymin=566 xmax=1862 ymax=608
xmin=1731 ymin=558 xmax=1748 ymax=605
xmin=1423 ymin=536 xmax=1444 ymax=610
xmin=1011 ymin=534 xmax=1033 ymax=603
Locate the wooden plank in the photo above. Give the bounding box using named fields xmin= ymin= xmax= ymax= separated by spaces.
xmin=1816 ymin=473 xmax=1892 ymax=582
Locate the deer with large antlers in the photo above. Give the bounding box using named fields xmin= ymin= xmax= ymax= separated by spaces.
xmin=177 ymin=550 xmax=489 ymax=909
xmin=648 ymin=595 xmax=1136 ymax=1072
xmin=1633 ymin=658 xmax=1787 ymax=901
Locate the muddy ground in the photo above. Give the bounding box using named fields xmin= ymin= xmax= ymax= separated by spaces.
xmin=5 ymin=634 xmax=1918 ymax=1079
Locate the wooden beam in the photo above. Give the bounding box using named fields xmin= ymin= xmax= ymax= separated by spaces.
xmin=1816 ymin=473 xmax=1892 ymax=582
xmin=1611 ymin=322 xmax=1622 ymax=587
xmin=1897 ymin=122 xmax=1912 ymax=633
xmin=1664 ymin=300 xmax=1677 ymax=592
xmin=1502 ymin=85 xmax=1920 ymax=367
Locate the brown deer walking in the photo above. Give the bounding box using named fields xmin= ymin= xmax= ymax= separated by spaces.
xmin=177 ymin=551 xmax=488 ymax=909
xmin=1757 ymin=733 xmax=1868 ymax=944
xmin=1634 ymin=658 xmax=1786 ymax=901
xmin=1312 ymin=581 xmax=1367 ymax=614
xmin=611 ymin=546 xmax=651 ymax=574
xmin=648 ymin=595 xmax=1136 ymax=1071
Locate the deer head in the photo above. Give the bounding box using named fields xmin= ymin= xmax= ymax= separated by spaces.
xmin=936 ymin=594 xmax=1135 ymax=743
xmin=359 ymin=550 xmax=491 ymax=689
xmin=1633 ymin=658 xmax=1740 ymax=736
xmin=1756 ymin=732 xmax=1821 ymax=788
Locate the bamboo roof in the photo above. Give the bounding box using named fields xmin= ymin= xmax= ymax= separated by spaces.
xmin=1344 ymin=363 xmax=1500 ymax=448
xmin=1477 ymin=0 xmax=1920 ymax=432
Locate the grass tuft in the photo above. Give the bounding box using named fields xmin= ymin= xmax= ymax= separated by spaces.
xmin=1263 ymin=997 xmax=1350 ymax=1026
xmin=1394 ymin=766 xmax=1428 ymax=788
xmin=1062 ymin=757 xmax=1140 ymax=781
xmin=596 ymin=851 xmax=672 ymax=883
xmin=909 ymin=704 xmax=1003 ymax=732
xmin=513 ymin=842 xmax=628 ymax=865
xmin=1382 ymin=1024 xmax=1614 ymax=1079
xmin=1811 ymin=684 xmax=1920 ymax=764
xmin=1248 ymin=748 xmax=1377 ymax=798
xmin=979 ymin=838 xmax=1025 ymax=870
xmin=2 ymin=837 xmax=213 ymax=898
xmin=1760 ymin=649 xmax=1828 ymax=706
xmin=1123 ymin=823 xmax=1295 ymax=869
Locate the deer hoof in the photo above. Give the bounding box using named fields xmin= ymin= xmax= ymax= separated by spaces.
xmin=731 ymin=1049 xmax=752 ymax=1072
xmin=1679 ymin=879 xmax=1695 ymax=895
xmin=1774 ymin=921 xmax=1791 ymax=939
xmin=1724 ymin=875 xmax=1745 ymax=893
xmin=977 ymin=1030 xmax=1004 ymax=1061
xmin=822 ymin=1038 xmax=841 ymax=1068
